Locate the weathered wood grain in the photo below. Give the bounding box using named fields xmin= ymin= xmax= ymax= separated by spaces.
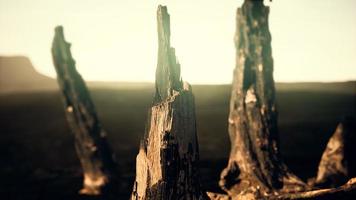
xmin=52 ymin=26 xmax=117 ymax=195
xmin=219 ymin=0 xmax=306 ymax=198
xmin=312 ymin=117 xmax=356 ymax=188
xmin=131 ymin=5 xmax=207 ymax=200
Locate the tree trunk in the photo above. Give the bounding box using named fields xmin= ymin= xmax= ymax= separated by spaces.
xmin=131 ymin=5 xmax=208 ymax=200
xmin=52 ymin=26 xmax=117 ymax=195
xmin=219 ymin=0 xmax=305 ymax=198
xmin=312 ymin=117 xmax=356 ymax=188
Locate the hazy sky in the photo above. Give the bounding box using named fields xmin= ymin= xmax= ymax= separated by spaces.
xmin=1 ymin=0 xmax=355 ymax=83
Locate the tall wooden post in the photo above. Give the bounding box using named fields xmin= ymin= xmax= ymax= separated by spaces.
xmin=131 ymin=5 xmax=208 ymax=200
xmin=219 ymin=0 xmax=305 ymax=198
xmin=52 ymin=26 xmax=117 ymax=195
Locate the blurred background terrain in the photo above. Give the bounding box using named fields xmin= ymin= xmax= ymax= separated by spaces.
xmin=0 ymin=56 xmax=355 ymax=199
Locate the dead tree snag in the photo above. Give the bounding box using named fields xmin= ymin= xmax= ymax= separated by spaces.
xmin=52 ymin=26 xmax=117 ymax=195
xmin=131 ymin=5 xmax=208 ymax=200
xmin=219 ymin=0 xmax=306 ymax=198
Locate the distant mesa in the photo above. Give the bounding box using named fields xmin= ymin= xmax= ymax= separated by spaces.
xmin=0 ymin=56 xmax=152 ymax=94
xmin=0 ymin=56 xmax=57 ymax=93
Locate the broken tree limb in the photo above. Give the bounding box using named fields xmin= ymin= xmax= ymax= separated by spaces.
xmin=209 ymin=178 xmax=356 ymax=200
xmin=272 ymin=177 xmax=356 ymax=200
xmin=312 ymin=117 xmax=356 ymax=188
xmin=131 ymin=5 xmax=208 ymax=200
xmin=52 ymin=26 xmax=117 ymax=195
xmin=219 ymin=0 xmax=306 ymax=198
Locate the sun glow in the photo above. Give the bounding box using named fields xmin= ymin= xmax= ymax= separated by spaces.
xmin=0 ymin=0 xmax=355 ymax=84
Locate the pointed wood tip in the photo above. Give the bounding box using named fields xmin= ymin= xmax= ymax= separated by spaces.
xmin=55 ymin=25 xmax=63 ymax=34
xmin=52 ymin=25 xmax=75 ymax=69
xmin=157 ymin=5 xmax=169 ymax=20
xmin=53 ymin=25 xmax=67 ymax=45
xmin=157 ymin=5 xmax=170 ymax=44
xmin=157 ymin=5 xmax=167 ymax=13
xmin=54 ymin=26 xmax=66 ymax=41
xmin=154 ymin=5 xmax=183 ymax=103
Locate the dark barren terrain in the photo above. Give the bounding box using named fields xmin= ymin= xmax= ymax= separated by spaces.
xmin=0 ymin=57 xmax=355 ymax=199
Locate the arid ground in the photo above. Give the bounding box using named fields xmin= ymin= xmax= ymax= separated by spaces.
xmin=0 ymin=56 xmax=355 ymax=199
xmin=0 ymin=82 xmax=355 ymax=199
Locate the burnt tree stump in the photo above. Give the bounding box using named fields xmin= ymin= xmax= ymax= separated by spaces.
xmin=52 ymin=26 xmax=117 ymax=195
xmin=131 ymin=5 xmax=208 ymax=200
xmin=219 ymin=0 xmax=306 ymax=198
xmin=206 ymin=1 xmax=356 ymax=199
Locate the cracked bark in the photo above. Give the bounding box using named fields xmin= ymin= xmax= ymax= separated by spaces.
xmin=52 ymin=26 xmax=117 ymax=195
xmin=131 ymin=5 xmax=208 ymax=200
xmin=218 ymin=0 xmax=306 ymax=198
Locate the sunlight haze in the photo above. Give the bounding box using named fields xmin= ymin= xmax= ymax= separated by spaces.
xmin=0 ymin=0 xmax=355 ymax=84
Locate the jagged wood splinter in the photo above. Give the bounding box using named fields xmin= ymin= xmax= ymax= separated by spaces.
xmin=313 ymin=117 xmax=356 ymax=188
xmin=131 ymin=5 xmax=208 ymax=200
